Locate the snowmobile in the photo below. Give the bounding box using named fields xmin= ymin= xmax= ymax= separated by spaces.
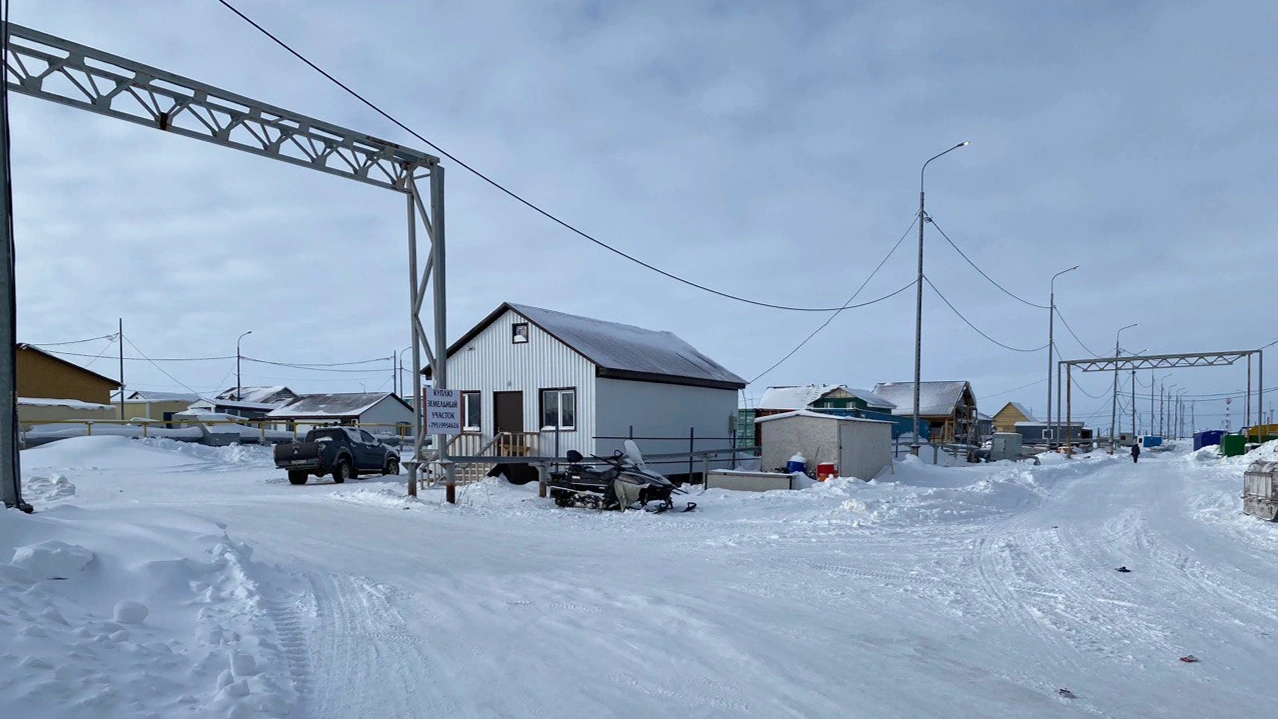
xmin=548 ymin=440 xmax=696 ymax=513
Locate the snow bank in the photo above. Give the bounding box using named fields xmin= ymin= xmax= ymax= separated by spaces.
xmin=0 ymin=506 xmax=296 ymax=718
xmin=22 ymin=473 xmax=76 ymax=502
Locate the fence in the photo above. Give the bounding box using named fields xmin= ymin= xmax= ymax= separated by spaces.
xmin=19 ymin=418 xmax=416 ymax=448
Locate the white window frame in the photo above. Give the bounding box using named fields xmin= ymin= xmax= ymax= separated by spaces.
xmin=462 ymin=391 xmax=482 ymax=433
xmin=540 ymin=388 xmax=576 ymax=431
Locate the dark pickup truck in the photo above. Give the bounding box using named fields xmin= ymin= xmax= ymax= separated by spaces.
xmin=274 ymin=427 xmax=401 ymax=485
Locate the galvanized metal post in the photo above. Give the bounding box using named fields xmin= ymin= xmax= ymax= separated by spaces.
xmin=1259 ymin=349 xmax=1264 ymax=433
xmin=1246 ymin=354 xmax=1252 ymax=427
xmin=1065 ymin=363 xmax=1073 ymax=456
xmin=406 ymin=180 xmax=421 ymax=498
xmin=910 ymin=185 xmax=925 ymax=457
xmin=118 ymin=318 xmax=125 ymax=419
xmin=1130 ymin=369 xmax=1136 ymax=437
xmin=0 ymin=34 xmax=24 ymax=509
xmin=430 ymin=166 xmax=455 ymax=504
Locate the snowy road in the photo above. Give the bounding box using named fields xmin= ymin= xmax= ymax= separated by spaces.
xmin=8 ymin=438 xmax=1278 ymax=718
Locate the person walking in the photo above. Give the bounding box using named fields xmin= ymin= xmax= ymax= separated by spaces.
xmin=1131 ymin=442 xmax=1141 ymax=463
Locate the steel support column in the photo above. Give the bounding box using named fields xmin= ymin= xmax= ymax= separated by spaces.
xmin=4 ymin=22 xmax=445 ymax=501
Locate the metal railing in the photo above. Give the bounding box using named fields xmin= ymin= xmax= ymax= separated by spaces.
xmin=19 ymin=418 xmax=416 ymax=446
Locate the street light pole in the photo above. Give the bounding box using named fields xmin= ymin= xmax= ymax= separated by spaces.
xmin=1110 ymin=323 xmax=1137 ymax=452
xmin=236 ymin=330 xmax=252 ymax=401
xmin=911 ymin=140 xmax=969 ymax=455
xmin=1046 ymin=266 xmax=1078 ymax=447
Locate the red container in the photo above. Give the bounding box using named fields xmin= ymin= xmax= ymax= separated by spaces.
xmin=816 ymin=462 xmax=837 ymax=481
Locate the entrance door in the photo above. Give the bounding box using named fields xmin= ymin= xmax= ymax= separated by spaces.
xmin=493 ymin=391 xmax=525 ymax=456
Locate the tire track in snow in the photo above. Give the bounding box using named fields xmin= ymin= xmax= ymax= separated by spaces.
xmin=304 ymin=572 xmax=460 ymax=719
xmin=262 ymin=579 xmax=316 ymax=717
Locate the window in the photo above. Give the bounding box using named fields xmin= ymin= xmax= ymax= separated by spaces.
xmin=359 ymin=430 xmax=376 ymax=444
xmin=462 ymin=391 xmax=481 ymax=432
xmin=540 ymin=388 xmax=576 ymax=431
xmin=512 ymin=322 xmax=529 ymax=344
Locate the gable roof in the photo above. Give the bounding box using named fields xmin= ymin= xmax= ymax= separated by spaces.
xmin=757 ymin=384 xmax=842 ymax=410
xmin=216 ymin=385 xmax=295 ymax=403
xmin=754 ymin=409 xmax=894 ymax=425
xmin=16 ymin=344 xmax=121 ymax=388
xmin=757 ymin=384 xmax=897 ymax=411
xmin=267 ymin=392 xmax=411 ymax=419
xmin=435 ymin=303 xmax=746 ymax=390
xmin=871 ymin=381 xmax=973 ymax=418
xmin=998 ymin=401 xmax=1038 ymax=423
xmin=845 ymin=387 xmax=897 ymax=411
xmin=126 ymin=390 xmax=199 ymax=402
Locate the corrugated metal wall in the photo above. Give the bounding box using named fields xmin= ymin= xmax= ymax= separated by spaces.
xmin=17 ymin=348 xmax=118 ymax=404
xmin=446 ymin=308 xmax=596 ymax=457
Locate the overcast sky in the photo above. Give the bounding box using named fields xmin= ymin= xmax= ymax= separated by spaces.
xmin=8 ymin=0 xmax=1276 ymax=429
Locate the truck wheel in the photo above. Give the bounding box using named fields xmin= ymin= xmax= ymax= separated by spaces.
xmin=385 ymin=458 xmax=400 ymax=476
xmin=288 ymin=470 xmax=308 ymax=485
xmin=332 ymin=459 xmax=350 ymax=484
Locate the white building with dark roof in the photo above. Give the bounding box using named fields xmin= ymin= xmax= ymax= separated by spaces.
xmin=425 ymin=302 xmax=747 ymax=469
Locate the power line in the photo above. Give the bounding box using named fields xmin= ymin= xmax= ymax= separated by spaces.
xmin=242 ymin=356 xmax=393 ymax=374
xmin=981 ymin=377 xmax=1048 ymax=400
xmin=748 ymin=217 xmax=917 ymax=384
xmin=122 ymin=336 xmax=205 ymax=397
xmin=923 ymin=276 xmax=1049 ymax=353
xmin=38 ymin=347 xmax=235 ymax=361
xmin=213 ymin=0 xmax=905 ymax=314
xmin=25 ymin=332 xmax=118 ymax=346
xmin=242 ymin=355 xmax=389 ymax=368
xmin=1052 ymin=307 xmax=1102 ymax=357
xmin=926 ymin=216 xmax=1049 ymax=309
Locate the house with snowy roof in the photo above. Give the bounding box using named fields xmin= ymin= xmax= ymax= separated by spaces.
xmin=267 ymin=392 xmax=413 ymax=434
xmin=756 ymin=385 xmax=896 ymax=416
xmin=871 ymin=380 xmax=978 ymax=444
xmin=992 ymin=401 xmax=1037 ymax=433
xmin=216 ymin=385 xmax=297 ymax=404
xmin=423 ymin=302 xmax=747 ymax=473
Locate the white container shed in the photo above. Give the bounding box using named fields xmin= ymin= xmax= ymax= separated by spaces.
xmin=756 ymin=410 xmax=892 ymax=480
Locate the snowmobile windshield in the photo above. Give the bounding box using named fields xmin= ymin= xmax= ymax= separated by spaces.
xmin=623 ymin=439 xmax=646 ymax=467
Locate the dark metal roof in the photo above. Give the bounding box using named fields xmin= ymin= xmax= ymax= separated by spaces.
xmin=268 ymin=392 xmax=411 ymax=419
xmin=433 ymin=303 xmax=746 ymax=390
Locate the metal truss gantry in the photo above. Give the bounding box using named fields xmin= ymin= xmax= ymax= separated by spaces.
xmin=1 ymin=21 xmax=452 ymax=508
xmin=1055 ymin=349 xmax=1265 ymax=452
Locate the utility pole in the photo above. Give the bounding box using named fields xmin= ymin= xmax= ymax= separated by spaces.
xmin=911 ymin=141 xmax=969 ymax=455
xmin=236 ymin=330 xmax=252 ymax=401
xmin=118 ymin=318 xmax=124 ymax=420
xmin=1130 ymin=369 xmax=1136 ymax=437
xmin=0 ymin=19 xmax=29 ymax=512
xmin=1047 ymin=266 xmax=1077 ymax=448
xmin=1110 ymin=323 xmax=1136 ymax=451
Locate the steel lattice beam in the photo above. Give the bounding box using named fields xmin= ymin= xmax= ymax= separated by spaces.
xmin=2 ymin=21 xmax=452 ymax=507
xmin=3 ymin=22 xmax=438 ymax=191
xmin=1062 ymin=351 xmax=1254 ymax=373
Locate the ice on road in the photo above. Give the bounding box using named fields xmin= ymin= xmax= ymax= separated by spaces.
xmin=4 ymin=435 xmax=1277 ymax=718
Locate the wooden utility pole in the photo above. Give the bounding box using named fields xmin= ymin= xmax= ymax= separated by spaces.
xmin=118 ymin=318 xmax=125 ymax=419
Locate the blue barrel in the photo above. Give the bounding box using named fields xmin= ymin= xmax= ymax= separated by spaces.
xmin=785 ymin=453 xmax=806 ymax=474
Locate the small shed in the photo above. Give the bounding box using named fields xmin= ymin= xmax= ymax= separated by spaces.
xmin=756 ymin=410 xmax=892 ymax=480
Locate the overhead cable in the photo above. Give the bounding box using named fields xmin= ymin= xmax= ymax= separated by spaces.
xmin=927 ymin=216 xmax=1049 ymax=309
xmin=213 ymin=0 xmax=909 ymax=313
xmin=748 ymin=217 xmax=917 ymax=384
xmin=1052 ymin=307 xmax=1102 ymax=357
xmin=923 ymin=276 xmax=1049 ymax=353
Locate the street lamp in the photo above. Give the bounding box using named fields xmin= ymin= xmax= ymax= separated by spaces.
xmin=911 ymin=140 xmax=969 ymax=454
xmin=398 ymin=345 xmax=412 ymax=397
xmin=1109 ymin=323 xmax=1137 ymax=452
xmin=236 ymin=330 xmax=252 ymax=401
xmin=1176 ymin=388 xmax=1189 ymax=438
xmin=1046 ymin=265 xmax=1078 ymax=446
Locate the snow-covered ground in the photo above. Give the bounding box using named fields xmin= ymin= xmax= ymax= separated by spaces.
xmin=4 ymin=436 xmax=1277 ymax=718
